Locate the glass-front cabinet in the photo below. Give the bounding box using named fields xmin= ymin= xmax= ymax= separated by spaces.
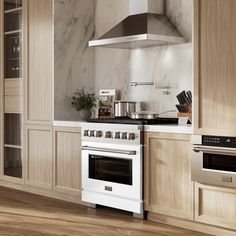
xmin=2 ymin=0 xmax=23 ymax=179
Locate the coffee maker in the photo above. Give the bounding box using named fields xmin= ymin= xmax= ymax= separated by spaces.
xmin=97 ymin=89 xmax=118 ymax=118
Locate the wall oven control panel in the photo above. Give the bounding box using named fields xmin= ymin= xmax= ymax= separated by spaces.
xmin=202 ymin=135 xmax=236 ymax=148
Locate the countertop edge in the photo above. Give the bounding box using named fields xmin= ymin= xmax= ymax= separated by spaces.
xmin=53 ymin=121 xmax=193 ymax=134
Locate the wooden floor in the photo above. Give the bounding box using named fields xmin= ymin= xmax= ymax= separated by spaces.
xmin=0 ymin=187 xmax=211 ymax=236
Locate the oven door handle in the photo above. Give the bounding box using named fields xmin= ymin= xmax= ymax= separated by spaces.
xmin=81 ymin=146 xmax=137 ymax=155
xmin=193 ymin=145 xmax=236 ymax=156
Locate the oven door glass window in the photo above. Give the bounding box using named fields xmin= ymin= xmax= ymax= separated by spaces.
xmin=89 ymin=155 xmax=132 ymax=185
xmin=203 ymin=153 xmax=236 ymax=172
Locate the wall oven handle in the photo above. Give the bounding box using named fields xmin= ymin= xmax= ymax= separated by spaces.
xmin=81 ymin=146 xmax=137 ymax=155
xmin=193 ymin=145 xmax=236 ymax=156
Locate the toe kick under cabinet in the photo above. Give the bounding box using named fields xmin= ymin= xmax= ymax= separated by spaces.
xmin=0 ymin=0 xmax=53 ymax=187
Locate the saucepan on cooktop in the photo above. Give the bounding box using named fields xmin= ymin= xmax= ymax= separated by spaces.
xmin=114 ymin=101 xmax=137 ymax=117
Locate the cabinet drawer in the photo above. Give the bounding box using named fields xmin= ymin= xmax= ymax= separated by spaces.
xmin=195 ymin=183 xmax=236 ymax=230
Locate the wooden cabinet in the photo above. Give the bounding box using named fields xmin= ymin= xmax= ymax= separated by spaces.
xmin=194 ymin=0 xmax=236 ymax=136
xmin=144 ymin=132 xmax=193 ymax=220
xmin=0 ymin=0 xmax=53 ymax=184
xmin=0 ymin=0 xmax=24 ymax=181
xmin=25 ymin=125 xmax=53 ymax=189
xmin=195 ymin=183 xmax=236 ymax=230
xmin=26 ymin=0 xmax=53 ymax=124
xmin=53 ymin=127 xmax=81 ymax=195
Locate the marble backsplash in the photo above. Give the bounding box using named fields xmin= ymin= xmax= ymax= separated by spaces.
xmin=54 ymin=0 xmax=95 ymax=121
xmin=54 ymin=0 xmax=193 ymax=120
xmin=95 ymin=0 xmax=193 ymax=115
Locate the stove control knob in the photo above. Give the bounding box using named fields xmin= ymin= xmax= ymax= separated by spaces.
xmin=105 ymin=131 xmax=112 ymax=139
xmin=128 ymin=133 xmax=136 ymax=140
xmin=89 ymin=130 xmax=95 ymax=137
xmin=95 ymin=130 xmax=103 ymax=138
xmin=84 ymin=130 xmax=89 ymax=137
xmin=122 ymin=132 xmax=127 ymax=140
xmin=115 ymin=132 xmax=121 ymax=139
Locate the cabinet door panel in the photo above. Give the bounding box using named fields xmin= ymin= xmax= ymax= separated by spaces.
xmin=26 ymin=125 xmax=52 ymax=189
xmin=54 ymin=127 xmax=81 ymax=193
xmin=145 ymin=133 xmax=193 ymax=220
xmin=195 ymin=183 xmax=236 ymax=230
xmin=195 ymin=0 xmax=236 ymax=135
xmin=27 ymin=0 xmax=53 ymax=123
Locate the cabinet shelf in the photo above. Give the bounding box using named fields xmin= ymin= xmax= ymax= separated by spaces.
xmin=4 ymin=29 xmax=22 ymax=35
xmin=4 ymin=144 xmax=22 ymax=149
xmin=4 ymin=78 xmax=23 ymax=81
xmin=4 ymin=7 xmax=22 ymax=14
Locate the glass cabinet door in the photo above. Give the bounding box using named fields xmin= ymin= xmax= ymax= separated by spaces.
xmin=3 ymin=0 xmax=23 ymax=179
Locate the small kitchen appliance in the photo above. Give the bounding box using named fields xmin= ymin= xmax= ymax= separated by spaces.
xmin=97 ymin=89 xmax=118 ymax=119
xmin=192 ymin=135 xmax=236 ymax=188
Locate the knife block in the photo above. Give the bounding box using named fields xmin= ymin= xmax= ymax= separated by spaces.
xmin=177 ymin=106 xmax=192 ymax=124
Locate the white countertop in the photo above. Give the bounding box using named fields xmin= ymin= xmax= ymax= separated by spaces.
xmin=53 ymin=121 xmax=193 ymax=134
xmin=144 ymin=124 xmax=193 ymax=134
xmin=53 ymin=120 xmax=84 ymax=128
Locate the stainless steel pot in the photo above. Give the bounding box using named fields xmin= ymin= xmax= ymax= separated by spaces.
xmin=114 ymin=101 xmax=137 ymax=117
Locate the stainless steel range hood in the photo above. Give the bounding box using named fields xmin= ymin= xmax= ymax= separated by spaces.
xmin=89 ymin=0 xmax=186 ymax=49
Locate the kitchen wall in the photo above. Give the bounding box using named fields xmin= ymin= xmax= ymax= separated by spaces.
xmin=95 ymin=0 xmax=193 ymax=114
xmin=54 ymin=0 xmax=95 ymax=121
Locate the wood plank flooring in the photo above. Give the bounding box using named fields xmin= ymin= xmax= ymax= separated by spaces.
xmin=0 ymin=187 xmax=211 ymax=236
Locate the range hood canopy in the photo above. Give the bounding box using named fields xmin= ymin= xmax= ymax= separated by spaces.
xmin=89 ymin=0 xmax=186 ymax=49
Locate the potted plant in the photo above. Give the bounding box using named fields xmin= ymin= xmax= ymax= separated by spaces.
xmin=71 ymin=88 xmax=96 ymax=120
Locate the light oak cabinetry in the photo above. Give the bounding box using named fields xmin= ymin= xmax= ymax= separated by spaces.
xmin=25 ymin=125 xmax=53 ymax=189
xmin=53 ymin=126 xmax=81 ymax=195
xmin=0 ymin=0 xmax=53 ymax=186
xmin=195 ymin=183 xmax=236 ymax=231
xmin=194 ymin=0 xmax=236 ymax=136
xmin=1 ymin=0 xmax=24 ymax=181
xmin=23 ymin=0 xmax=53 ymax=188
xmin=26 ymin=0 xmax=53 ymax=124
xmin=144 ymin=132 xmax=193 ymax=220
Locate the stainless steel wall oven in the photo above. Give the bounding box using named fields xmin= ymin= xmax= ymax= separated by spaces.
xmin=192 ymin=135 xmax=236 ymax=188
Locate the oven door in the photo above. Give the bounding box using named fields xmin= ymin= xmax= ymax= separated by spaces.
xmin=81 ymin=141 xmax=142 ymax=200
xmin=192 ymin=145 xmax=236 ymax=188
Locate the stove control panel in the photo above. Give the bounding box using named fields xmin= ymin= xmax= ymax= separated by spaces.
xmin=82 ymin=128 xmax=140 ymax=143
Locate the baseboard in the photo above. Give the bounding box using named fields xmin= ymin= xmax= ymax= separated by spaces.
xmin=0 ymin=180 xmax=89 ymax=206
xmin=148 ymin=212 xmax=236 ymax=236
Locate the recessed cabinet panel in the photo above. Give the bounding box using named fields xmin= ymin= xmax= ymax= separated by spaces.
xmin=195 ymin=0 xmax=236 ymax=135
xmin=144 ymin=133 xmax=193 ymax=220
xmin=195 ymin=183 xmax=236 ymax=230
xmin=27 ymin=0 xmax=53 ymax=122
xmin=54 ymin=128 xmax=81 ymax=192
xmin=26 ymin=126 xmax=53 ymax=189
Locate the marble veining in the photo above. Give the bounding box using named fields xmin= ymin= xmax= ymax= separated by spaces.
xmin=54 ymin=0 xmax=95 ymax=121
xmin=54 ymin=0 xmax=193 ymax=121
xmin=95 ymin=0 xmax=193 ymax=115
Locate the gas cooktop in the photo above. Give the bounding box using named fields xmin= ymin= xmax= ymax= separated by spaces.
xmin=87 ymin=117 xmax=178 ymax=125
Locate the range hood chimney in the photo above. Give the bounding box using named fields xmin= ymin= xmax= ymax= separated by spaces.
xmin=89 ymin=0 xmax=186 ymax=49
